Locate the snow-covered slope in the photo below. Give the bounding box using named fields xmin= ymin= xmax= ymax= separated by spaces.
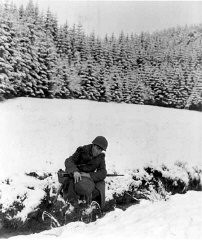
xmin=0 ymin=97 xmax=201 ymax=177
xmin=0 ymin=98 xmax=202 ymax=239
xmin=9 ymin=191 xmax=202 ymax=240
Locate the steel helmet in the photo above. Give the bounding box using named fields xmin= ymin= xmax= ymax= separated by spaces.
xmin=92 ymin=136 xmax=108 ymax=151
xmin=74 ymin=177 xmax=95 ymax=197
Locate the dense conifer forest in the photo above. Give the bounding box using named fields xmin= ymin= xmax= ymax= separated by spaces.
xmin=0 ymin=1 xmax=202 ymax=110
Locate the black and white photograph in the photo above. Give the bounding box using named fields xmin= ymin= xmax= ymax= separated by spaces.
xmin=0 ymin=0 xmax=202 ymax=239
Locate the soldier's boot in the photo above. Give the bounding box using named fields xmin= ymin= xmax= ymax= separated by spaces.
xmin=64 ymin=199 xmax=81 ymax=223
xmin=80 ymin=196 xmax=102 ymax=223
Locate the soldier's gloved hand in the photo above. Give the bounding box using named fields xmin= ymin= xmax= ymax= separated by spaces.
xmin=73 ymin=171 xmax=82 ymax=183
xmin=81 ymin=172 xmax=91 ymax=178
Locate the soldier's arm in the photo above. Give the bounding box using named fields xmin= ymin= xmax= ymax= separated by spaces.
xmin=89 ymin=154 xmax=107 ymax=182
xmin=64 ymin=147 xmax=81 ymax=174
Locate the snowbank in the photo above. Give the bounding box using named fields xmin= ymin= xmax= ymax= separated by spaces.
xmin=8 ymin=191 xmax=202 ymax=240
xmin=0 ymin=162 xmax=201 ymax=232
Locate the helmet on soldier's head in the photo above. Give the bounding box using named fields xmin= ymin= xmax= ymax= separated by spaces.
xmin=92 ymin=136 xmax=108 ymax=151
xmin=74 ymin=177 xmax=95 ymax=197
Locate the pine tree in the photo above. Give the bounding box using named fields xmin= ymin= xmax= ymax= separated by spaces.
xmin=0 ymin=5 xmax=21 ymax=98
xmin=45 ymin=9 xmax=58 ymax=42
xmin=75 ymin=23 xmax=87 ymax=62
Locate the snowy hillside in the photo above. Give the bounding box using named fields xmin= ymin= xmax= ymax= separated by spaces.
xmin=0 ymin=97 xmax=202 ymax=176
xmin=0 ymin=98 xmax=202 ymax=239
xmin=6 ymin=191 xmax=202 ymax=240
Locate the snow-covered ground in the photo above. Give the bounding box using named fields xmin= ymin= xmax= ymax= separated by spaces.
xmin=0 ymin=98 xmax=201 ymax=176
xmin=9 ymin=191 xmax=202 ymax=240
xmin=0 ymin=98 xmax=202 ymax=239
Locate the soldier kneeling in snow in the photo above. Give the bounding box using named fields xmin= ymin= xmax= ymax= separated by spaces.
xmin=61 ymin=136 xmax=108 ymax=221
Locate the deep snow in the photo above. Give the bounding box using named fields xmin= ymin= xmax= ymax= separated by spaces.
xmin=0 ymin=98 xmax=202 ymax=239
xmin=7 ymin=191 xmax=202 ymax=240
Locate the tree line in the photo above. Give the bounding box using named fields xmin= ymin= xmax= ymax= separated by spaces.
xmin=0 ymin=1 xmax=202 ymax=110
